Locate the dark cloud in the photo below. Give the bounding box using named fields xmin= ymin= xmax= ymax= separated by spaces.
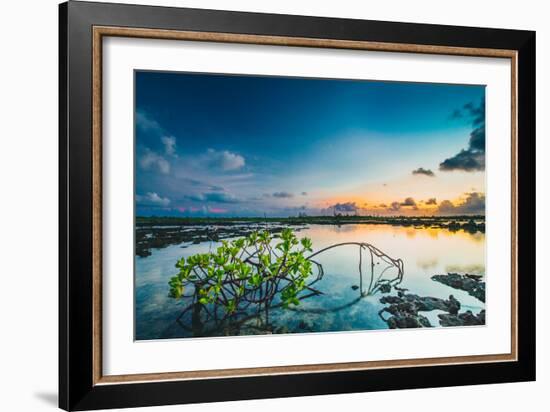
xmin=449 ymin=109 xmax=463 ymax=120
xmin=440 ymin=149 xmax=485 ymax=172
xmin=440 ymin=100 xmax=485 ymax=172
xmin=378 ymin=203 xmax=388 ymax=208
xmin=438 ymin=200 xmax=455 ymax=213
xmin=301 ymin=192 xmax=308 ymax=196
xmin=331 ymin=202 xmax=358 ymax=213
xmin=425 ymin=198 xmax=437 ymax=205
xmin=388 ymin=202 xmax=401 ymax=212
xmin=272 ymin=191 xmax=294 ymax=198
xmin=412 ymin=167 xmax=435 ymax=177
xmin=388 ymin=197 xmax=418 ymax=212
xmin=438 ymin=192 xmax=485 ymax=215
xmin=400 ymin=197 xmax=418 ymax=209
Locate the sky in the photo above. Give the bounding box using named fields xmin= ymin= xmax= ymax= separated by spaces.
xmin=135 ymin=71 xmax=486 ymax=217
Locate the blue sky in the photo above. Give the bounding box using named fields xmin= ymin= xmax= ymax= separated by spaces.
xmin=135 ymin=71 xmax=486 ymax=217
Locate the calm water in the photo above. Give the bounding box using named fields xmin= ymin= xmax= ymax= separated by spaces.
xmin=135 ymin=224 xmax=485 ymax=340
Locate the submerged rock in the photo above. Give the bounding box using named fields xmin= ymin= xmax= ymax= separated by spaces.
xmin=438 ymin=310 xmax=485 ymax=327
xmin=431 ymin=273 xmax=485 ymax=302
xmin=379 ymin=293 xmax=461 ymax=329
xmin=386 ymin=313 xmax=431 ymax=329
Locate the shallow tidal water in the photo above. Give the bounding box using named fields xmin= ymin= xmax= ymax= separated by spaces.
xmin=135 ymin=224 xmax=485 ymax=340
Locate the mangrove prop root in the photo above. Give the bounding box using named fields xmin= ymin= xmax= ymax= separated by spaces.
xmin=173 ymin=237 xmax=404 ymax=332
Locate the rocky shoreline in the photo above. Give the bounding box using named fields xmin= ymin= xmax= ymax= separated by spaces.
xmin=136 ymin=223 xmax=306 ymax=257
xmin=378 ymin=273 xmax=485 ymax=328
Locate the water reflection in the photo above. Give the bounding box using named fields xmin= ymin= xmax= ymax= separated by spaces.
xmin=135 ymin=224 xmax=485 ymax=340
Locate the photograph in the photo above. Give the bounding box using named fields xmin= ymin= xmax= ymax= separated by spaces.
xmin=134 ymin=71 xmax=487 ymax=340
xmin=49 ymin=1 xmax=537 ymax=410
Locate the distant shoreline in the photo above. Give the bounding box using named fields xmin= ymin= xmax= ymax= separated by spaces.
xmin=136 ymin=215 xmax=485 ymax=227
xmin=135 ymin=215 xmax=485 ymax=258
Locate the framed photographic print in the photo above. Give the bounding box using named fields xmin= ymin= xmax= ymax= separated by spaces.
xmin=59 ymin=1 xmax=536 ymax=410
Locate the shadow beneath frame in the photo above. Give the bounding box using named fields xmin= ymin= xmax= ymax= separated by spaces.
xmin=34 ymin=392 xmax=58 ymax=408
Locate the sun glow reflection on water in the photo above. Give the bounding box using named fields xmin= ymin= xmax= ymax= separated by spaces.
xmin=135 ymin=224 xmax=485 ymax=340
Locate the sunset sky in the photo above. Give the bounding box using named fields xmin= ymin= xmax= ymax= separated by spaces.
xmin=135 ymin=71 xmax=486 ymax=217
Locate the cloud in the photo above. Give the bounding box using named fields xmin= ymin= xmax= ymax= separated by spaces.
xmin=139 ymin=148 xmax=170 ymax=174
xmin=425 ymin=198 xmax=437 ymax=205
xmin=161 ymin=136 xmax=177 ymax=156
xmin=438 ymin=200 xmax=455 ymax=213
xmin=412 ymin=167 xmax=435 ymax=177
xmin=440 ymin=149 xmax=485 ymax=172
xmin=272 ymin=191 xmax=294 ymax=198
xmin=449 ymin=109 xmax=463 ymax=120
xmin=388 ymin=202 xmax=401 ymax=212
xmin=438 ymin=192 xmax=485 ymax=215
xmin=440 ymin=100 xmax=485 ymax=172
xmin=331 ymin=202 xmax=358 ymax=213
xmin=137 ymin=111 xmax=179 ymax=158
xmin=186 ymin=191 xmax=240 ymax=204
xmin=136 ymin=192 xmax=170 ymax=207
xmin=203 ymin=192 xmax=240 ymax=203
xmin=301 ymin=192 xmax=308 ymax=196
xmin=204 ymin=149 xmax=245 ymax=171
xmin=400 ymin=197 xmax=418 ymax=209
xmin=136 ymin=111 xmax=162 ymax=132
xmin=387 ymin=197 xmax=418 ymax=212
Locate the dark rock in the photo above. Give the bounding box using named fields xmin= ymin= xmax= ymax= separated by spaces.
xmin=431 ymin=273 xmax=485 ymax=302
xmin=379 ymin=292 xmax=463 ymax=329
xmin=387 ymin=313 xmax=431 ymax=329
xmin=134 ymin=223 xmax=302 ymax=258
xmin=438 ymin=310 xmax=485 ymax=327
xmin=298 ymin=320 xmax=313 ymax=330
xmin=351 ymin=285 xmax=359 ymax=290
xmin=136 ymin=248 xmax=151 ymax=258
xmin=275 ymin=326 xmax=289 ymax=334
xmin=447 ymin=295 xmax=460 ymax=315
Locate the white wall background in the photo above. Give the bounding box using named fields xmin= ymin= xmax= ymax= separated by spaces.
xmin=0 ymin=0 xmax=545 ymax=411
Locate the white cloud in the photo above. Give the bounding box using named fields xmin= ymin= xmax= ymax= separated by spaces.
xmin=161 ymin=136 xmax=177 ymax=156
xmin=220 ymin=150 xmax=245 ymax=170
xmin=205 ymin=149 xmax=245 ymax=171
xmin=136 ymin=192 xmax=171 ymax=207
xmin=136 ymin=111 xmax=161 ymax=132
xmin=139 ymin=148 xmax=170 ymax=174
